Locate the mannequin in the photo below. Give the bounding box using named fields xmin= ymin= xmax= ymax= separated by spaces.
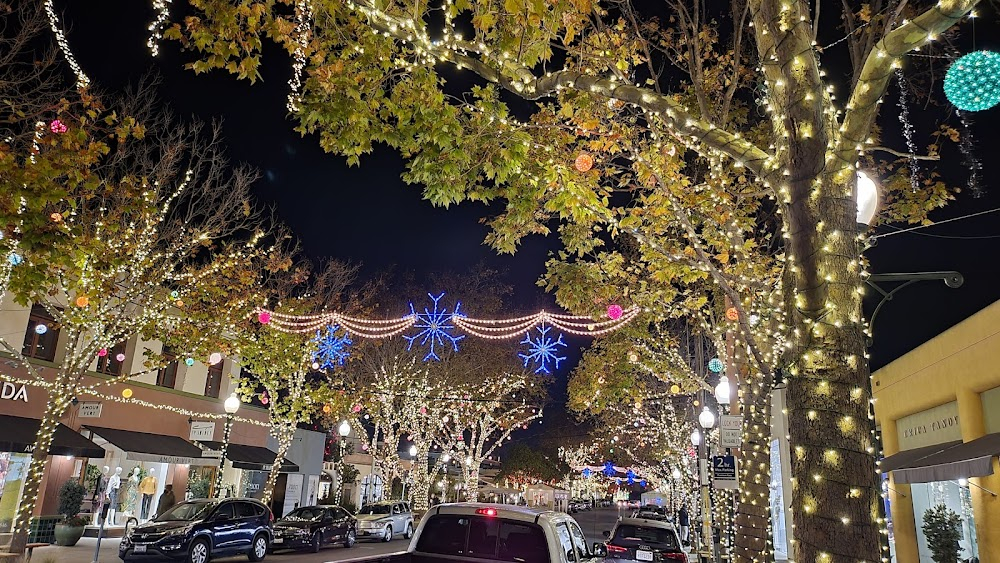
xmin=139 ymin=467 xmax=158 ymax=520
xmin=125 ymin=467 xmax=141 ymax=516
xmin=104 ymin=467 xmax=122 ymax=525
xmin=93 ymin=466 xmax=110 ymax=525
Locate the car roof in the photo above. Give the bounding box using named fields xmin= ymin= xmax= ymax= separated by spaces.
xmin=617 ymin=517 xmax=678 ymax=530
xmin=430 ymin=503 xmax=568 ymax=524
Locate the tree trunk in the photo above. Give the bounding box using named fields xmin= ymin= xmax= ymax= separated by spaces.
xmin=9 ymin=387 xmax=72 ymax=555
xmin=733 ymin=369 xmax=774 ymax=563
xmin=784 ymin=176 xmax=881 ymax=562
xmin=263 ymin=422 xmax=295 ymax=508
xmin=465 ymin=469 xmax=480 ymax=501
xmin=411 ymin=449 xmax=431 ymax=514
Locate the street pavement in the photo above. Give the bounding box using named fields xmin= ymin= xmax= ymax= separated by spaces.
xmin=32 ymin=508 xmax=624 ymax=563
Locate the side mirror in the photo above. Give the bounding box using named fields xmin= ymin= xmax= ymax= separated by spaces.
xmin=592 ymin=543 xmax=607 ymax=557
xmin=602 ymin=530 xmax=610 ymax=539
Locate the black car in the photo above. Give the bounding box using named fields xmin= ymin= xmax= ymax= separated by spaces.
xmin=602 ymin=517 xmax=687 ymax=563
xmin=119 ymin=498 xmax=273 ymax=563
xmin=271 ymin=505 xmax=357 ymax=552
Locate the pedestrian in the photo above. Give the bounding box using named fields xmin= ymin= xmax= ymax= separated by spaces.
xmin=678 ymin=505 xmax=690 ymax=545
xmin=156 ymin=484 xmax=176 ymax=518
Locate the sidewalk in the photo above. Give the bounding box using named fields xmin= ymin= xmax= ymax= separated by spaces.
xmin=31 ymin=537 xmax=121 ymax=563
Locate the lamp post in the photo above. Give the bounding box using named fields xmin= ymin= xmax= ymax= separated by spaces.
xmin=337 ymin=420 xmax=350 ymax=505
xmin=215 ymin=393 xmax=241 ymax=498
xmin=697 ymin=403 xmax=716 ymax=558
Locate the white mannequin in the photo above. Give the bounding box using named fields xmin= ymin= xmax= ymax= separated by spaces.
xmin=106 ymin=467 xmax=122 ymax=524
xmin=93 ymin=466 xmax=110 ymax=525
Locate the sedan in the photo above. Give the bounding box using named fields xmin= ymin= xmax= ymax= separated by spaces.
xmin=272 ymin=505 xmax=356 ymax=553
xmin=602 ymin=517 xmax=687 ymax=563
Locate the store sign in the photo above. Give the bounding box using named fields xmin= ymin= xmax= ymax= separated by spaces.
xmin=189 ymin=421 xmax=216 ymax=441
xmin=720 ymin=415 xmax=744 ymax=448
xmin=78 ymin=401 xmax=103 ymax=418
xmin=712 ymin=455 xmax=738 ymax=490
xmin=897 ymin=401 xmax=961 ymax=451
xmin=243 ymin=471 xmax=267 ymax=499
xmin=1 ymin=382 xmax=28 ymax=402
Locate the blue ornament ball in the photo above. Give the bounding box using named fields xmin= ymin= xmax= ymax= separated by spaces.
xmin=8 ymin=253 xmax=23 ymax=266
xmin=184 ymin=357 xmax=195 ymax=366
xmin=708 ymin=357 xmax=724 ymax=373
xmin=944 ymin=51 xmax=1000 ymax=112
xmin=34 ymin=324 xmax=48 ymax=335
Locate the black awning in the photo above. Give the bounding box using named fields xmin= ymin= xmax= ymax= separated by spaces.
xmin=891 ymin=434 xmax=1000 ymax=484
xmin=0 ymin=415 xmax=105 ymax=459
xmin=84 ymin=426 xmax=214 ymax=466
xmin=197 ymin=441 xmax=299 ymax=473
xmin=881 ymin=441 xmax=962 ymax=473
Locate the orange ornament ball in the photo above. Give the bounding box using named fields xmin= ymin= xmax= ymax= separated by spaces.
xmin=725 ymin=307 xmax=739 ymax=321
xmin=574 ymin=153 xmax=594 ymax=172
xmin=51 ymin=212 xmax=63 ymax=223
xmin=75 ymin=295 xmax=90 ymax=308
xmin=323 ymin=405 xmax=332 ymax=414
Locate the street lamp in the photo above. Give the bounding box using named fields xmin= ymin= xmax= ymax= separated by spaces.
xmin=696 ymin=403 xmax=715 ymax=556
xmin=699 ymin=406 xmax=716 ymax=430
xmin=691 ymin=429 xmax=702 ymax=447
xmin=337 ymin=420 xmax=350 ymax=505
xmin=856 ymin=170 xmax=879 ymax=226
xmin=714 ymin=376 xmax=732 ymax=407
xmin=215 ymin=393 xmax=241 ymax=498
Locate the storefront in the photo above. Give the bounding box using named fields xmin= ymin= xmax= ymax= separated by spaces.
xmin=196 ymin=441 xmax=298 ymax=500
xmin=873 ymin=298 xmax=1000 ymax=563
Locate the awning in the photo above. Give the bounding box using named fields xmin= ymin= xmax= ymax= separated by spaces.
xmin=883 ymin=434 xmax=1000 ymax=484
xmin=84 ymin=426 xmax=215 ymax=466
xmin=881 ymin=441 xmax=962 ymax=473
xmin=197 ymin=441 xmax=299 ymax=473
xmin=0 ymin=415 xmax=105 ymax=459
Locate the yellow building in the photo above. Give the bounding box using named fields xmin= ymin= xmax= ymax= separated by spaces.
xmin=873 ymin=298 xmax=1000 ymax=562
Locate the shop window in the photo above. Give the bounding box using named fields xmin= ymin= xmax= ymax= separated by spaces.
xmin=204 ymin=361 xmax=223 ymax=399
xmin=157 ymin=347 xmax=178 ymax=389
xmin=22 ymin=304 xmax=60 ymax=361
xmin=911 ymin=480 xmax=979 ymax=561
xmin=96 ymin=342 xmax=126 ymax=376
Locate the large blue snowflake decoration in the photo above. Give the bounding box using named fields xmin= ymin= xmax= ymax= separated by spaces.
xmin=312 ymin=324 xmax=352 ymax=369
xmin=626 ymin=469 xmax=636 ymax=485
xmin=518 ymin=325 xmax=567 ymax=374
xmin=581 ymin=468 xmax=592 ymax=478
xmin=404 ymin=292 xmax=465 ymax=361
xmin=603 ymin=461 xmax=616 ymax=477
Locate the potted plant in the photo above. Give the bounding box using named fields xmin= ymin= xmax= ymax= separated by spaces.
xmin=54 ymin=480 xmax=88 ymax=546
xmin=922 ymin=504 xmax=963 ymax=563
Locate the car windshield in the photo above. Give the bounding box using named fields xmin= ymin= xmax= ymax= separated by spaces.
xmin=283 ymin=507 xmax=325 ymax=520
xmin=155 ymin=502 xmax=215 ymax=522
xmin=357 ymin=504 xmax=391 ymax=515
xmin=613 ymin=525 xmax=678 ymax=549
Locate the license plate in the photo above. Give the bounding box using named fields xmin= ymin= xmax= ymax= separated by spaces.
xmin=636 ymin=550 xmax=653 ymax=561
xmin=273 ymin=538 xmax=284 ymax=544
xmin=133 ymin=545 xmax=147 ymax=554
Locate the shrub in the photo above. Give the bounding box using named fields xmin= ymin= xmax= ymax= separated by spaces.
xmin=57 ymin=480 xmax=87 ymax=524
xmin=922 ymin=504 xmax=963 ymax=563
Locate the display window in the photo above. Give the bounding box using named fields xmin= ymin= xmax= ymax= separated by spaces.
xmin=911 ymin=480 xmax=979 ymax=561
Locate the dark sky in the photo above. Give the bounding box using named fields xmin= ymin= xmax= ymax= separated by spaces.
xmin=59 ymin=1 xmax=1000 ymax=378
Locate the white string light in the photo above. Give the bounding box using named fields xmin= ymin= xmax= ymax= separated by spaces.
xmin=44 ymin=0 xmax=90 ymax=88
xmin=147 ymin=0 xmax=173 ymax=57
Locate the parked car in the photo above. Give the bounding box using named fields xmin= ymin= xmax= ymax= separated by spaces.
xmin=600 ymin=517 xmax=687 ymax=562
xmin=355 ymin=501 xmax=414 ymax=542
xmin=271 ymin=505 xmax=356 ymax=552
xmin=343 ymin=503 xmax=605 ymax=563
xmin=635 ymin=505 xmax=668 ymax=521
xmin=119 ymin=498 xmax=272 ymax=563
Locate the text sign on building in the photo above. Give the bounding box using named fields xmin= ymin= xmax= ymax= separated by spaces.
xmin=712 ymin=455 xmax=738 ymax=490
xmin=189 ymin=421 xmax=216 ymax=441
xmin=77 ymin=401 xmax=103 ymax=418
xmin=720 ymin=415 xmax=744 ymax=448
xmin=0 ymin=382 xmax=28 ymax=402
xmin=896 ymin=401 xmax=961 ymax=451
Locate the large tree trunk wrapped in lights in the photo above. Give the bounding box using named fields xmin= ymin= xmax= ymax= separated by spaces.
xmin=733 ymin=369 xmax=774 ymax=563
xmin=264 ymin=422 xmax=296 ymax=507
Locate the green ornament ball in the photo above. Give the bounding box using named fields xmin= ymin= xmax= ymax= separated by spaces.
xmin=944 ymin=51 xmax=1000 ymax=112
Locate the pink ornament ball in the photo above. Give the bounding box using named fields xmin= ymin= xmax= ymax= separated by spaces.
xmin=258 ymin=311 xmax=271 ymax=324
xmin=419 ymin=407 xmax=427 ymax=414
xmin=115 ymin=352 xmax=126 ymax=362
xmin=98 ymin=348 xmax=108 ymax=357
xmin=607 ymin=304 xmax=624 ymax=320
xmin=49 ymin=120 xmax=67 ymax=134
xmin=352 ymin=403 xmax=362 ymax=413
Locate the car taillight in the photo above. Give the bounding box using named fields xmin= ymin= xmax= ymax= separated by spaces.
xmin=607 ymin=544 xmax=628 ymax=554
xmin=661 ymin=553 xmax=686 ymax=562
xmin=475 ymin=508 xmax=498 ymax=517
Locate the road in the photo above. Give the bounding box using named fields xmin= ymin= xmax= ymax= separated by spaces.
xmin=37 ymin=508 xmax=624 ymax=563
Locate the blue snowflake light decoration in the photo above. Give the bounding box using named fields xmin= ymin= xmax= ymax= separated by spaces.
xmin=603 ymin=461 xmax=616 ymax=477
xmin=640 ymin=479 xmax=647 ymax=488
xmin=518 ymin=325 xmax=567 ymax=374
xmin=404 ymin=293 xmax=464 ymax=361
xmin=312 ymin=324 xmax=353 ymax=369
xmin=626 ymin=469 xmax=636 ymax=485
xmin=582 ymin=468 xmax=592 ymax=479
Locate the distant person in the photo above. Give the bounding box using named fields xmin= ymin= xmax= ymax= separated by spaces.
xmin=678 ymin=506 xmax=690 ymax=545
xmin=156 ymin=484 xmax=176 ymax=518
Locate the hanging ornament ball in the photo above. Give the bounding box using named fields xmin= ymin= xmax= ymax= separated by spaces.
xmin=260 ymin=393 xmax=269 ymax=405
xmin=575 ymin=153 xmax=594 ymax=172
xmin=175 ymin=300 xmax=184 ymax=308
xmin=170 ymin=290 xmax=179 ymax=299
xmin=725 ymin=307 xmax=739 ymax=321
xmin=419 ymin=406 xmax=427 ymax=414
xmin=628 ymin=351 xmax=638 ymax=362
xmin=361 ymin=444 xmax=368 ymax=451
xmin=49 ymin=119 xmax=67 ymax=134
xmin=323 ymin=404 xmax=332 ymax=414
xmin=352 ymin=403 xmax=362 ymax=413
xmin=945 ymin=51 xmax=1000 ymax=112
xmin=115 ymin=352 xmax=126 ymax=362
xmin=75 ymin=295 xmax=89 ymax=308
xmin=670 ymin=384 xmax=680 ymax=394
xmin=8 ymin=253 xmax=23 ymax=266
xmin=122 ymin=388 xmax=133 ymax=398
xmin=209 ymin=352 xmax=223 ymax=365
xmin=34 ymin=324 xmax=48 ymax=335
xmin=311 ymin=362 xmax=320 ymax=370
xmin=50 ymin=212 xmax=63 ymax=223
xmin=708 ymin=357 xmax=724 ymax=373
xmin=607 ymin=304 xmax=624 ymax=320
xmin=184 ymin=357 xmax=195 ymax=366
xmin=98 ymin=348 xmax=108 ymax=357
xmin=749 ymin=314 xmax=760 ymax=327
xmin=258 ymin=311 xmax=271 ymax=324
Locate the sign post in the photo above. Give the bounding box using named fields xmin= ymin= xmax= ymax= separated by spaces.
xmin=720 ymin=415 xmax=743 ymax=449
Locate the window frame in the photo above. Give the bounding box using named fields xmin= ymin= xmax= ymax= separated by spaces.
xmin=95 ymin=341 xmax=126 ymax=376
xmin=204 ymin=360 xmax=223 ymax=398
xmin=156 ymin=346 xmax=179 ymax=388
xmin=22 ymin=304 xmax=60 ymax=361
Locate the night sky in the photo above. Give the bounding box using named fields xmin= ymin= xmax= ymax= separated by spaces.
xmin=60 ymin=1 xmax=1000 ymax=384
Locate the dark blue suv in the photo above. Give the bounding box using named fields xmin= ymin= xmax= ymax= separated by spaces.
xmin=119 ymin=498 xmax=273 ymax=563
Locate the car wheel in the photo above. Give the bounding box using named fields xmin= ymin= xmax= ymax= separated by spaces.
xmin=404 ymin=523 xmax=413 ymax=540
xmin=247 ymin=534 xmax=268 ymax=562
xmin=187 ymin=538 xmax=210 ymax=563
xmin=383 ymin=525 xmax=393 ymax=542
xmin=344 ymin=529 xmax=356 ymax=548
xmin=311 ymin=530 xmax=323 ymax=553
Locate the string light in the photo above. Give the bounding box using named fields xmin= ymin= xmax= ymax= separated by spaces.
xmin=146 ymin=0 xmax=173 ymax=56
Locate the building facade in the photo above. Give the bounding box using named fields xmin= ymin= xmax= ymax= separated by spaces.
xmin=873 ymin=298 xmax=1000 ymax=562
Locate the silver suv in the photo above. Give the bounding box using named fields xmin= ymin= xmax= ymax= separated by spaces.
xmin=355 ymin=501 xmax=414 ymax=542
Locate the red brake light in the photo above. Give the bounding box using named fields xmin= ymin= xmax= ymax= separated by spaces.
xmin=662 ymin=554 xmax=687 ymax=562
xmin=607 ymin=545 xmax=628 ymax=553
xmin=475 ymin=508 xmax=498 ymax=517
